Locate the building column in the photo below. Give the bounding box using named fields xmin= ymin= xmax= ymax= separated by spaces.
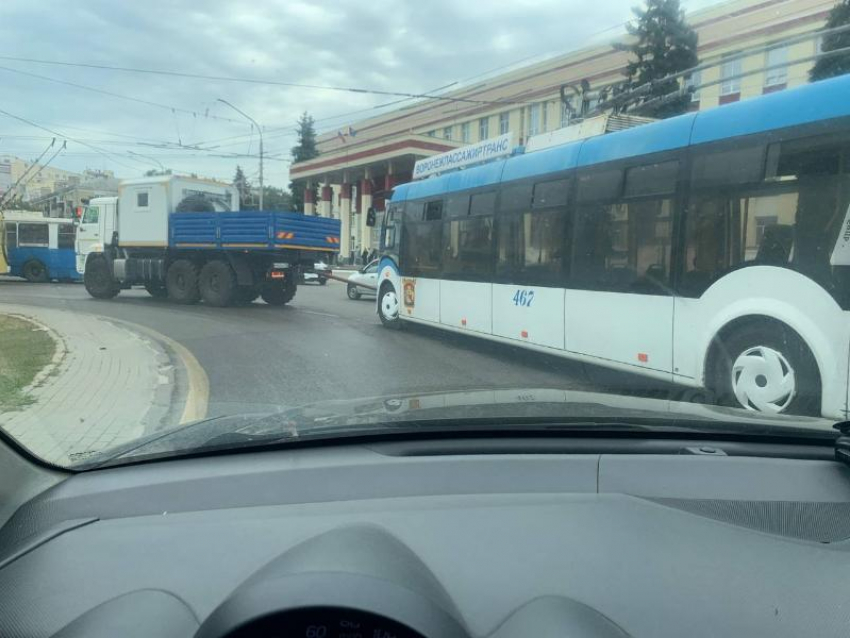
xmin=359 ymin=172 xmax=373 ymax=254
xmin=319 ymin=183 xmax=332 ymax=218
xmin=303 ymin=185 xmax=315 ymax=215
xmin=339 ymin=182 xmax=352 ymax=264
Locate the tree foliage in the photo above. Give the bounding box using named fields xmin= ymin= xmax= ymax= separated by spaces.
xmin=233 ymin=165 xmax=251 ymax=207
xmin=810 ymin=1 xmax=850 ymax=82
xmin=238 ymin=185 xmax=292 ymax=211
xmin=617 ymin=0 xmax=699 ymax=118
xmin=289 ymin=112 xmax=319 ymax=213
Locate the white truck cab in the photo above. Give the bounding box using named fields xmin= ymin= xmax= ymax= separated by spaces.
xmin=75 ymin=197 xmax=117 ymax=275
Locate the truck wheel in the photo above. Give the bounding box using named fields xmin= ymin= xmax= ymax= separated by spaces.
xmin=144 ymin=283 xmax=168 ymax=298
xmin=166 ymin=259 xmax=200 ymax=304
xmin=199 ymin=260 xmax=237 ymax=307
xmin=22 ymin=260 xmax=49 ymax=283
xmin=261 ymin=281 xmax=296 ymax=306
xmin=233 ymin=286 xmax=261 ymax=306
xmin=706 ymin=319 xmax=821 ymax=416
xmin=84 ymin=257 xmax=119 ymax=299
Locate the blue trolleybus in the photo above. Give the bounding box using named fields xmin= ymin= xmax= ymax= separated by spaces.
xmin=377 ymin=74 xmax=850 ymax=420
xmin=2 ymin=215 xmax=80 ymax=282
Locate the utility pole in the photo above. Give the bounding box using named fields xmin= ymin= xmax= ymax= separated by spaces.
xmin=217 ymin=98 xmax=263 ymax=210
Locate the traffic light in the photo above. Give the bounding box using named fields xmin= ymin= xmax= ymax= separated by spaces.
xmin=366 ymin=207 xmax=376 ymax=227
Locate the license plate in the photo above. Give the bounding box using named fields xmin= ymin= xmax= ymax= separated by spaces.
xmin=270 ymin=271 xmax=286 ymax=280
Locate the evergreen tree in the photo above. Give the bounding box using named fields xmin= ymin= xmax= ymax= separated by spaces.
xmin=810 ymin=1 xmax=850 ymax=82
xmin=617 ymin=0 xmax=699 ymax=118
xmin=233 ymin=165 xmax=251 ymax=207
xmin=260 ymin=186 xmax=292 ymax=210
xmin=289 ymin=112 xmax=319 ymax=213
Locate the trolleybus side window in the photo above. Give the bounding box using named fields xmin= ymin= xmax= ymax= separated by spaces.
xmin=682 ymin=133 xmax=850 ymax=300
xmin=400 ymin=198 xmax=444 ymax=277
xmin=58 ymin=224 xmax=76 ymax=249
xmin=17 ymin=223 xmax=49 ymax=247
xmin=572 ymin=162 xmax=675 ymax=294
xmin=5 ymin=222 xmax=17 ymax=248
xmin=496 ymin=178 xmax=569 ymax=287
xmin=443 ymin=191 xmax=495 ymax=280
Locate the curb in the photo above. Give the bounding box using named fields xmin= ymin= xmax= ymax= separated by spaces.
xmin=1 ymin=304 xmax=209 ymax=430
xmin=106 ymin=318 xmax=210 ymax=426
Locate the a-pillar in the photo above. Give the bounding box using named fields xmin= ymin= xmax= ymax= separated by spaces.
xmin=339 ymin=182 xmax=352 ymax=263
xmin=360 ymin=172 xmax=373 ymax=253
xmin=319 ymin=183 xmax=332 ymax=218
xmin=303 ymin=185 xmax=315 ymax=215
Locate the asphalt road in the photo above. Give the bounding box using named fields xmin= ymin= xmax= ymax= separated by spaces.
xmin=0 ymin=277 xmax=664 ymax=422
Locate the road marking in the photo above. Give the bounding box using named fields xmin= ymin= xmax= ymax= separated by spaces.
xmin=300 ymin=310 xmax=340 ymax=319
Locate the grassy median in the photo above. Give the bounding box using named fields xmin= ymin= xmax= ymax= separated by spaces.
xmin=0 ymin=315 xmax=56 ymax=410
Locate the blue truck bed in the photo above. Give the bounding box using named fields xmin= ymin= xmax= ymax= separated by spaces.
xmin=169 ymin=211 xmax=341 ymax=253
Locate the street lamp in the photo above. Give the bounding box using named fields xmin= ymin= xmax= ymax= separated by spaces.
xmin=217 ymin=98 xmax=264 ymax=210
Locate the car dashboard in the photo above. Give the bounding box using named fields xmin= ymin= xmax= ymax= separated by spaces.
xmin=1 ymin=437 xmax=850 ymax=638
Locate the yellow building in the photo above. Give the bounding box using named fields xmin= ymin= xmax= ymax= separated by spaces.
xmin=0 ymin=156 xmax=85 ymax=203
xmin=290 ymin=0 xmax=838 ymax=261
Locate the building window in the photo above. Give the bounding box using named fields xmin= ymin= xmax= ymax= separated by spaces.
xmin=499 ymin=112 xmax=510 ymax=135
xmin=443 ymin=126 xmax=452 ymax=140
xmin=529 ymin=103 xmax=541 ymax=136
xmin=560 ymin=100 xmax=573 ymax=128
xmin=721 ymin=54 xmax=742 ymax=96
xmin=542 ymin=102 xmax=548 ymax=132
xmin=765 ymin=46 xmax=788 ymax=87
xmin=685 ymin=70 xmax=701 ymax=102
xmin=136 ymin=191 xmax=149 ymax=208
xmin=478 ymin=117 xmax=489 ymax=140
xmin=427 ymin=130 xmax=436 ymax=138
xmin=461 ymin=121 xmax=471 ymax=144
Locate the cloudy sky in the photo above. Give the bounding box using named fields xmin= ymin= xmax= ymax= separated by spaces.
xmin=0 ymin=0 xmax=724 ymax=188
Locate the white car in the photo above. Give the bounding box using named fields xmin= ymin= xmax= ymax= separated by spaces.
xmin=302 ymin=261 xmax=330 ymax=285
xmin=346 ymin=260 xmax=379 ymax=300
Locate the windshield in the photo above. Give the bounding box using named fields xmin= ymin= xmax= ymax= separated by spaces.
xmin=1 ymin=0 xmax=846 ymax=469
